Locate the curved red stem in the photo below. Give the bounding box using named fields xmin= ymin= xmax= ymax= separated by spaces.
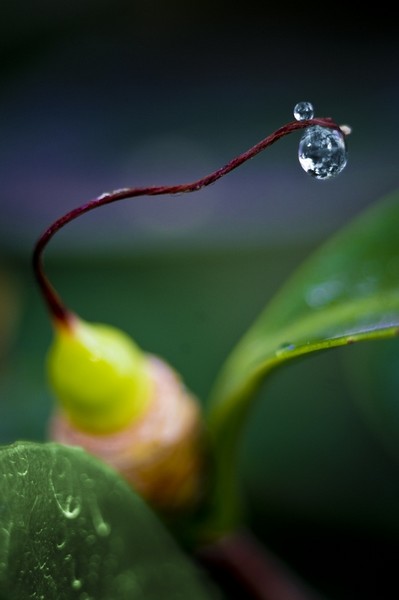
xmin=32 ymin=117 xmax=342 ymax=325
xmin=197 ymin=529 xmax=328 ymax=600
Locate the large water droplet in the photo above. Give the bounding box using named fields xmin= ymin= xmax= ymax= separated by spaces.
xmin=293 ymin=101 xmax=314 ymax=121
xmin=298 ymin=125 xmax=347 ymax=180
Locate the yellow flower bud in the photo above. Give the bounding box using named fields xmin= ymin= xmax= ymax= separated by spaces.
xmin=47 ymin=317 xmax=206 ymax=512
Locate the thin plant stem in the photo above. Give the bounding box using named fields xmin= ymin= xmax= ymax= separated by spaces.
xmin=197 ymin=528 xmax=329 ymax=600
xmin=32 ymin=117 xmax=342 ymax=326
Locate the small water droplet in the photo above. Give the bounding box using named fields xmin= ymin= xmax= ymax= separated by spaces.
xmin=86 ymin=488 xmax=110 ymax=536
xmin=96 ymin=521 xmax=111 ymax=537
xmin=50 ymin=457 xmax=82 ymax=519
xmin=72 ymin=578 xmax=82 ymax=590
xmin=56 ymin=494 xmax=81 ymax=519
xmin=298 ymin=125 xmax=347 ymax=180
xmin=305 ymin=280 xmax=345 ymax=308
xmin=276 ymin=342 xmax=296 ymax=357
xmin=294 ymin=101 xmax=314 ymax=121
xmin=55 ymin=521 xmax=67 ymax=549
xmin=16 ymin=455 xmax=29 ymax=476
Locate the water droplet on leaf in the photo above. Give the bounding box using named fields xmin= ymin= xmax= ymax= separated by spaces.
xmin=276 ymin=342 xmax=296 ymax=357
xmin=50 ymin=457 xmax=82 ymax=519
xmin=96 ymin=521 xmax=111 ymax=537
xmin=305 ymin=279 xmax=345 ymax=308
xmin=55 ymin=531 xmax=67 ymax=549
xmin=72 ymin=578 xmax=82 ymax=590
xmin=54 ymin=492 xmax=81 ymax=519
xmin=16 ymin=455 xmax=29 ymax=476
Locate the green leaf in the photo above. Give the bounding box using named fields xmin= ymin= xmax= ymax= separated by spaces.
xmin=204 ymin=189 xmax=399 ymax=535
xmin=0 ymin=441 xmax=218 ymax=600
xmin=342 ymin=337 xmax=399 ymax=462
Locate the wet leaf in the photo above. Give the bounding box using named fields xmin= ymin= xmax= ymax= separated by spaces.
xmin=0 ymin=441 xmax=218 ymax=600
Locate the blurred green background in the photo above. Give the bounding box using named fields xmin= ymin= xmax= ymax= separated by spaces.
xmin=1 ymin=2 xmax=399 ymax=599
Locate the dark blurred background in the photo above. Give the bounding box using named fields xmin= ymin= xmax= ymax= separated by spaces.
xmin=1 ymin=2 xmax=399 ymax=599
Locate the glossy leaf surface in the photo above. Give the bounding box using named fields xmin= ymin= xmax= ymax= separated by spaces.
xmin=204 ymin=189 xmax=399 ymax=534
xmin=0 ymin=441 xmax=217 ymax=600
xmin=208 ymin=189 xmax=399 ymax=425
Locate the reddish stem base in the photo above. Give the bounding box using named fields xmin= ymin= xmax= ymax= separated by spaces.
xmin=196 ymin=529 xmax=328 ymax=600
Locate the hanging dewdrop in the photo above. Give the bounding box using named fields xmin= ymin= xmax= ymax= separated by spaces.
xmin=295 ymin=101 xmax=349 ymax=179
